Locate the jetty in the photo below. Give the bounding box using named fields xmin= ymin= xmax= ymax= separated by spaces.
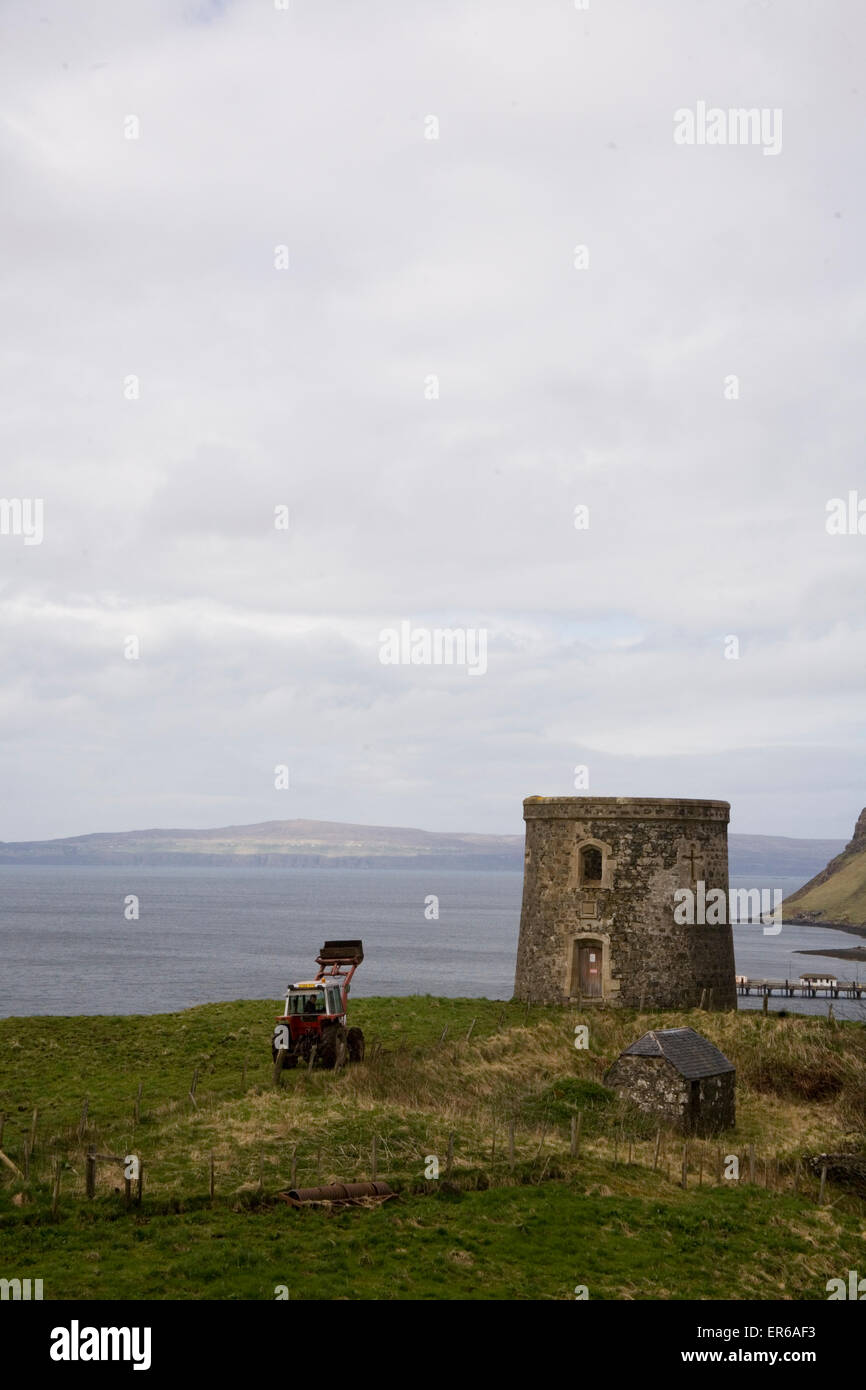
xmin=736 ymin=973 xmax=864 ymax=999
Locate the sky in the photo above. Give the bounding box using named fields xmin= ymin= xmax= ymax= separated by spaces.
xmin=0 ymin=0 xmax=864 ymax=842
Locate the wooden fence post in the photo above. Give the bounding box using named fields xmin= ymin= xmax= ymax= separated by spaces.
xmin=51 ymin=1159 xmax=61 ymax=1217
xmin=290 ymin=1146 xmax=297 ymax=1188
xmin=29 ymin=1108 xmax=38 ymax=1153
xmin=78 ymin=1099 xmax=89 ymax=1141
xmin=653 ymin=1128 xmax=661 ymax=1172
xmin=136 ymin=1161 xmax=143 ymax=1206
xmin=86 ymin=1152 xmax=96 ymax=1199
xmin=465 ymin=1018 xmax=477 ymax=1044
xmin=272 ymin=1050 xmax=286 ymax=1086
xmin=189 ymin=1069 xmax=198 ymax=1108
xmin=818 ymin=1165 xmax=827 ymax=1205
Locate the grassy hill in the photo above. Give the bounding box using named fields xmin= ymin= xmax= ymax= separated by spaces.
xmin=1 ymin=997 xmax=864 ymax=1300
xmin=786 ymin=809 xmax=866 ymax=926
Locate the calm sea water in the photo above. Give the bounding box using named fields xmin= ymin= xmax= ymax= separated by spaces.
xmin=0 ymin=867 xmax=862 ymax=1019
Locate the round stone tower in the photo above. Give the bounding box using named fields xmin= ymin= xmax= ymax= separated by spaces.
xmin=514 ymin=796 xmax=736 ymax=1010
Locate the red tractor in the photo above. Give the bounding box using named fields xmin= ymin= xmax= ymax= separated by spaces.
xmin=272 ymin=940 xmax=365 ymax=1070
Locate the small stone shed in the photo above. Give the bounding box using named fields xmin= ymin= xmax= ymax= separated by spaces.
xmin=603 ymin=1027 xmax=735 ymax=1136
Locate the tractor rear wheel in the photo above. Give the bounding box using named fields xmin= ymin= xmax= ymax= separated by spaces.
xmin=347 ymin=1027 xmax=365 ymax=1062
xmin=318 ymin=1023 xmax=348 ymax=1070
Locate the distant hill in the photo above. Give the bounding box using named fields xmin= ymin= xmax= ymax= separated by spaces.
xmin=0 ymin=819 xmax=525 ymax=870
xmin=783 ymin=809 xmax=866 ymax=926
xmin=0 ymin=818 xmax=848 ymax=879
xmin=727 ymin=833 xmax=846 ymax=878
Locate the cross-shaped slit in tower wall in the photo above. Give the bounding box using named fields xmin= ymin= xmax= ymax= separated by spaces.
xmin=686 ymin=843 xmax=701 ymax=881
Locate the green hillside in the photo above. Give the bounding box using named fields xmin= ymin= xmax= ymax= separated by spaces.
xmin=786 ymin=809 xmax=866 ymax=926
xmin=1 ymin=997 xmax=864 ymax=1301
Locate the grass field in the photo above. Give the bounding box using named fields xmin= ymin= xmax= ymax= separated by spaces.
xmin=1 ymin=997 xmax=865 ymax=1300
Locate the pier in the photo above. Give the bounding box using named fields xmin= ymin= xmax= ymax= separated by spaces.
xmin=736 ymin=978 xmax=865 ymax=999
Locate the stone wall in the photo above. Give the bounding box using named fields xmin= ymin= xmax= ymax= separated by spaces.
xmin=514 ymin=796 xmax=736 ymax=1009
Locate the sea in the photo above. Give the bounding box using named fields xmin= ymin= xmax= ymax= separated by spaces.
xmin=0 ymin=866 xmax=863 ymax=1020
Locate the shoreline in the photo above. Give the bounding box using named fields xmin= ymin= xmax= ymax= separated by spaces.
xmin=783 ymin=918 xmax=866 ymax=940
xmin=796 ymin=945 xmax=866 ymax=963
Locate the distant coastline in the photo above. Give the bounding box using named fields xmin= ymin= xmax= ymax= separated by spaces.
xmin=0 ymin=818 xmax=845 ymax=879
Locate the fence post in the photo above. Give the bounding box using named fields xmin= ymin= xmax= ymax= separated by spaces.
xmin=189 ymin=1069 xmax=198 ymax=1108
xmin=51 ymin=1159 xmax=61 ymax=1217
xmin=86 ymin=1152 xmax=96 ymax=1199
xmin=290 ymin=1146 xmax=297 ymax=1188
xmin=78 ymin=1099 xmax=89 ymax=1141
xmin=273 ymin=1050 xmax=286 ymax=1087
xmin=818 ymin=1165 xmax=827 ymax=1205
xmin=465 ymin=1018 xmax=476 ymax=1044
xmin=653 ymin=1128 xmax=661 ymax=1172
xmin=136 ymin=1161 xmax=143 ymax=1206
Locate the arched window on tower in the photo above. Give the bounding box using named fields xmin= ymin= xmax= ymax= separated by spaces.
xmin=580 ymin=845 xmax=603 ymax=884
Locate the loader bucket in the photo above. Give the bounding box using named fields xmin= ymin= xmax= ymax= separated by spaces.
xmin=317 ymin=940 xmax=364 ymax=964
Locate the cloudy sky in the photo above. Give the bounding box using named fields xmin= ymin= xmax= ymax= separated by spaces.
xmin=1 ymin=0 xmax=863 ymax=842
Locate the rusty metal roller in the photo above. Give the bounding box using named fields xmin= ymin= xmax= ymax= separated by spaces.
xmin=286 ymin=1181 xmax=393 ymax=1202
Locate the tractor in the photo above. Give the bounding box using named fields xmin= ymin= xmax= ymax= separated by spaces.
xmin=272 ymin=940 xmax=365 ymax=1071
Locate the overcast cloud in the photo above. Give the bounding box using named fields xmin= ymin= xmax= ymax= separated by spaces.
xmin=1 ymin=0 xmax=864 ymax=841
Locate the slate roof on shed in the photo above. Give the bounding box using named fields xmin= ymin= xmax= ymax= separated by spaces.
xmin=619 ymin=1028 xmax=735 ymax=1079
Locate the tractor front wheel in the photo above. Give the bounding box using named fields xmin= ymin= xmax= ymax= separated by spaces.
xmin=318 ymin=1023 xmax=348 ymax=1070
xmin=347 ymin=1027 xmax=365 ymax=1062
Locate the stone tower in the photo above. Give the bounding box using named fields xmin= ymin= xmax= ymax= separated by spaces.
xmin=514 ymin=796 xmax=736 ymax=1009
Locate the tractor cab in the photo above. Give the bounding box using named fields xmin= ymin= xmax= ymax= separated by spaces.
xmin=283 ymin=982 xmax=344 ymax=1021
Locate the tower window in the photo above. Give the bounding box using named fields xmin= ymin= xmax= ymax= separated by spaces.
xmin=580 ymin=845 xmax=603 ymax=883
